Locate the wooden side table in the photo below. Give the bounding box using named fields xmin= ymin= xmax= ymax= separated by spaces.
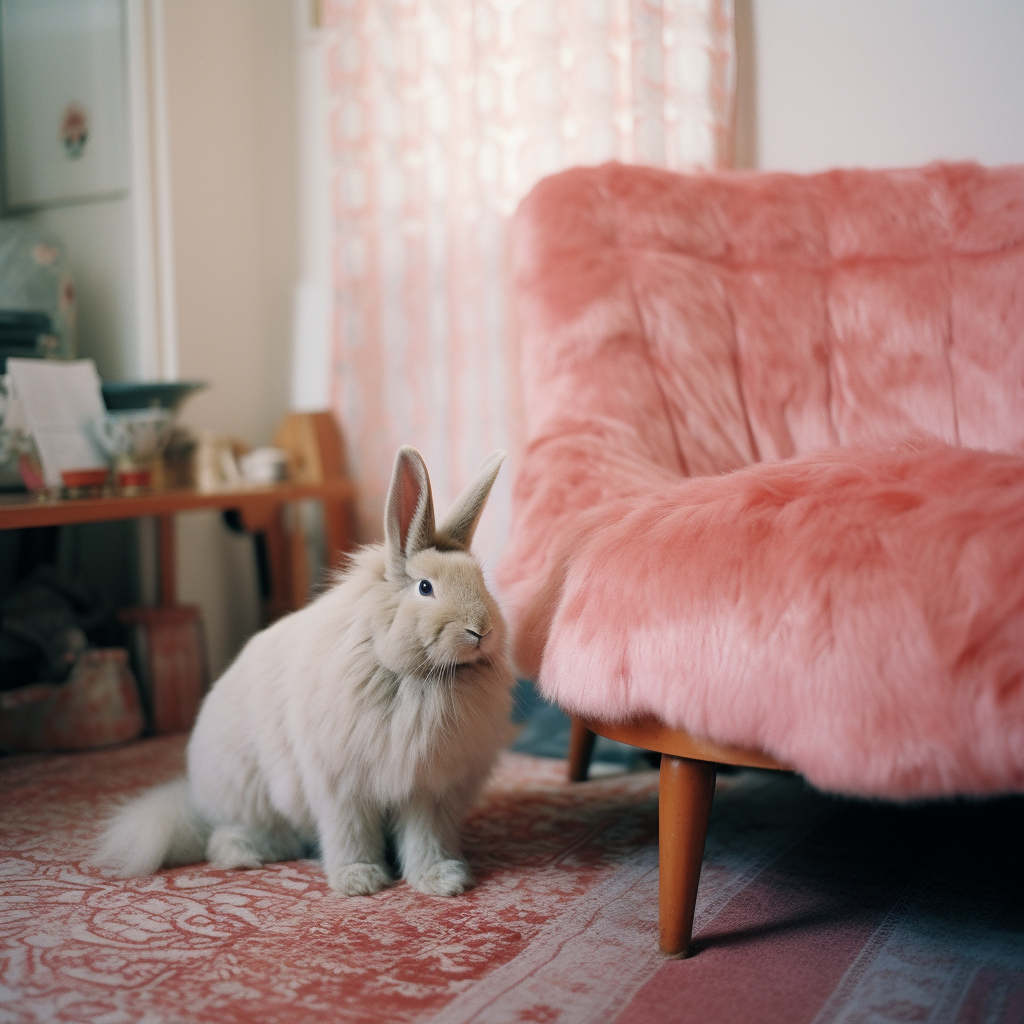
xmin=0 ymin=477 xmax=357 ymax=619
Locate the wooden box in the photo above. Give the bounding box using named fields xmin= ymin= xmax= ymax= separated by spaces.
xmin=118 ymin=605 xmax=209 ymax=734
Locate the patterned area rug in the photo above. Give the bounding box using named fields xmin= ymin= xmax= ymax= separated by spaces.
xmin=1 ymin=736 xmax=1022 ymax=1024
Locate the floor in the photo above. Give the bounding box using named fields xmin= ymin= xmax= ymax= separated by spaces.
xmin=1 ymin=689 xmax=1023 ymax=1023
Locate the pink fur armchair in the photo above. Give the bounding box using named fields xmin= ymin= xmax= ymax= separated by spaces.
xmin=496 ymin=162 xmax=1024 ymax=955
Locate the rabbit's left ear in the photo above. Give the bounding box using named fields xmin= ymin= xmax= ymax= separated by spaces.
xmin=437 ymin=450 xmax=506 ymax=551
xmin=384 ymin=446 xmax=435 ymax=575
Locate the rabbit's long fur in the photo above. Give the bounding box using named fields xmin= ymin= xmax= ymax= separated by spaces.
xmin=94 ymin=447 xmax=514 ymax=896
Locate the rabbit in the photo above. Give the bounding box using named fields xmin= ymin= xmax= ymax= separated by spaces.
xmin=92 ymin=446 xmax=514 ymax=897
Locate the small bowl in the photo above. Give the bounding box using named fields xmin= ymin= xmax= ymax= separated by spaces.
xmin=61 ymin=468 xmax=109 ymax=489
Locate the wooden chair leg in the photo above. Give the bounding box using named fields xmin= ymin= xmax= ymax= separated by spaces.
xmin=659 ymin=754 xmax=717 ymax=956
xmin=567 ymin=717 xmax=596 ymax=781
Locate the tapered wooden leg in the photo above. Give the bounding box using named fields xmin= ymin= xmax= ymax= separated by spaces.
xmin=568 ymin=717 xmax=596 ymax=782
xmin=659 ymin=754 xmax=716 ymax=956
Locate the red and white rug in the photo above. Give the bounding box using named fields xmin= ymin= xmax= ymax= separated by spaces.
xmin=2 ymin=736 xmax=1022 ymax=1023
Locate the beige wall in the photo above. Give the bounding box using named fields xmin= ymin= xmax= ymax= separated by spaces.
xmin=163 ymin=0 xmax=297 ymax=444
xmin=161 ymin=0 xmax=300 ymax=674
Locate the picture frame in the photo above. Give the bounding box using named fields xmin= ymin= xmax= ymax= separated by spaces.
xmin=0 ymin=0 xmax=129 ymax=212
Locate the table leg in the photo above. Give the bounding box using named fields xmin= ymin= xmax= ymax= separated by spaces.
xmin=157 ymin=515 xmax=176 ymax=606
xmin=323 ymin=496 xmax=354 ymax=572
xmin=236 ymin=504 xmax=299 ymax=623
xmin=288 ymin=507 xmax=311 ymax=609
xmin=258 ymin=508 xmax=291 ymax=623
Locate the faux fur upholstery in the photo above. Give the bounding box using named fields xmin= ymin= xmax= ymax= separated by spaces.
xmin=496 ymin=161 xmax=1024 ymax=798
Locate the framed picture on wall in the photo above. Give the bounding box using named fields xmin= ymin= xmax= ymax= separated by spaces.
xmin=0 ymin=0 xmax=129 ymax=212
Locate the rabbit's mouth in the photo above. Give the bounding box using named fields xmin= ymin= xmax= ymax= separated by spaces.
xmin=423 ymin=622 xmax=494 ymax=668
xmin=453 ymin=647 xmax=489 ymax=668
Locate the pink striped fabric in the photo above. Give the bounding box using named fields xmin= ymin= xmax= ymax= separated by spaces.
xmin=320 ymin=0 xmax=735 ymax=560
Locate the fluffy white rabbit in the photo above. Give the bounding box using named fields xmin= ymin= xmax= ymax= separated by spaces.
xmin=93 ymin=446 xmax=514 ymax=897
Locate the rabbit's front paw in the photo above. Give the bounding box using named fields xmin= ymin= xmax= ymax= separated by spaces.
xmin=411 ymin=859 xmax=472 ymax=896
xmin=207 ymin=826 xmax=264 ymax=870
xmin=328 ymin=862 xmax=391 ymax=896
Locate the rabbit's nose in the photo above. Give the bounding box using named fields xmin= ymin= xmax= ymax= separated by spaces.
xmin=466 ymin=627 xmax=491 ymax=646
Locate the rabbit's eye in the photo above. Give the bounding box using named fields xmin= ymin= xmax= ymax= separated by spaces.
xmin=418 ymin=579 xmax=434 ymax=597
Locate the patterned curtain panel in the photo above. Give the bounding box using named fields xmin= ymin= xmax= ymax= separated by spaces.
xmin=322 ymin=0 xmax=735 ymax=559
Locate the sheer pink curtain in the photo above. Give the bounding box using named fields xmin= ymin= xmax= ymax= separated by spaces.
xmin=321 ymin=0 xmax=734 ymax=560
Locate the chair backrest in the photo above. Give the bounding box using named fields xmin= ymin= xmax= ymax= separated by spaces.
xmin=511 ymin=162 xmax=1024 ymax=482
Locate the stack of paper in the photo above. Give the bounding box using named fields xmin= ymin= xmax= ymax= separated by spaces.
xmin=5 ymin=358 xmax=109 ymax=487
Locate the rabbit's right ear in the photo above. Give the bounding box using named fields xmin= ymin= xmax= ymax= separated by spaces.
xmin=436 ymin=450 xmax=506 ymax=551
xmin=384 ymin=446 xmax=435 ymax=576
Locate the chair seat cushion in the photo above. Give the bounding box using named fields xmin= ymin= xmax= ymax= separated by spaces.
xmin=528 ymin=440 xmax=1024 ymax=798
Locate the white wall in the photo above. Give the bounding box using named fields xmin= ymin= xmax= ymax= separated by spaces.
xmin=745 ymin=0 xmax=1024 ymax=172
xmin=25 ymin=197 xmax=142 ymax=379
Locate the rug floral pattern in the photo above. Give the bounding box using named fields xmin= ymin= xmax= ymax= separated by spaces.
xmin=4 ymin=738 xmax=664 ymax=1023
xmin=2 ymin=737 xmax=1021 ymax=1024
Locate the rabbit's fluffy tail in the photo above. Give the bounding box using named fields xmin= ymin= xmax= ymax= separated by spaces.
xmin=91 ymin=777 xmax=209 ymax=877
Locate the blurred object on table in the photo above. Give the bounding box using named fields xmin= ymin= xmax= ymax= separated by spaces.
xmin=238 ymin=447 xmax=288 ymax=485
xmin=93 ymin=409 xmax=174 ymax=459
xmin=0 ymin=372 xmax=37 ymax=490
xmin=92 ymin=407 xmax=174 ymax=493
xmin=160 ymin=427 xmax=197 ymax=488
xmin=274 ymin=412 xmax=347 ymax=484
xmin=5 ymin=358 xmax=108 ymax=488
xmin=60 ymin=467 xmax=109 ymax=496
xmin=0 ymin=221 xmax=76 ymax=363
xmin=194 ymin=432 xmax=247 ymax=492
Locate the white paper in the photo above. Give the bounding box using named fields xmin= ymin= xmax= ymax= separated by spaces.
xmin=6 ymin=358 xmax=109 ymax=486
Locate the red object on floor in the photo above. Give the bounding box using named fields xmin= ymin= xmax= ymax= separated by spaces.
xmin=0 ymin=648 xmax=144 ymax=752
xmin=1 ymin=737 xmax=1021 ymax=1023
xmin=117 ymin=606 xmax=209 ymax=734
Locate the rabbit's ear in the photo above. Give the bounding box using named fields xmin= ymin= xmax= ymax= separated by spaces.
xmin=436 ymin=450 xmax=506 ymax=551
xmin=384 ymin=446 xmax=435 ymax=573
